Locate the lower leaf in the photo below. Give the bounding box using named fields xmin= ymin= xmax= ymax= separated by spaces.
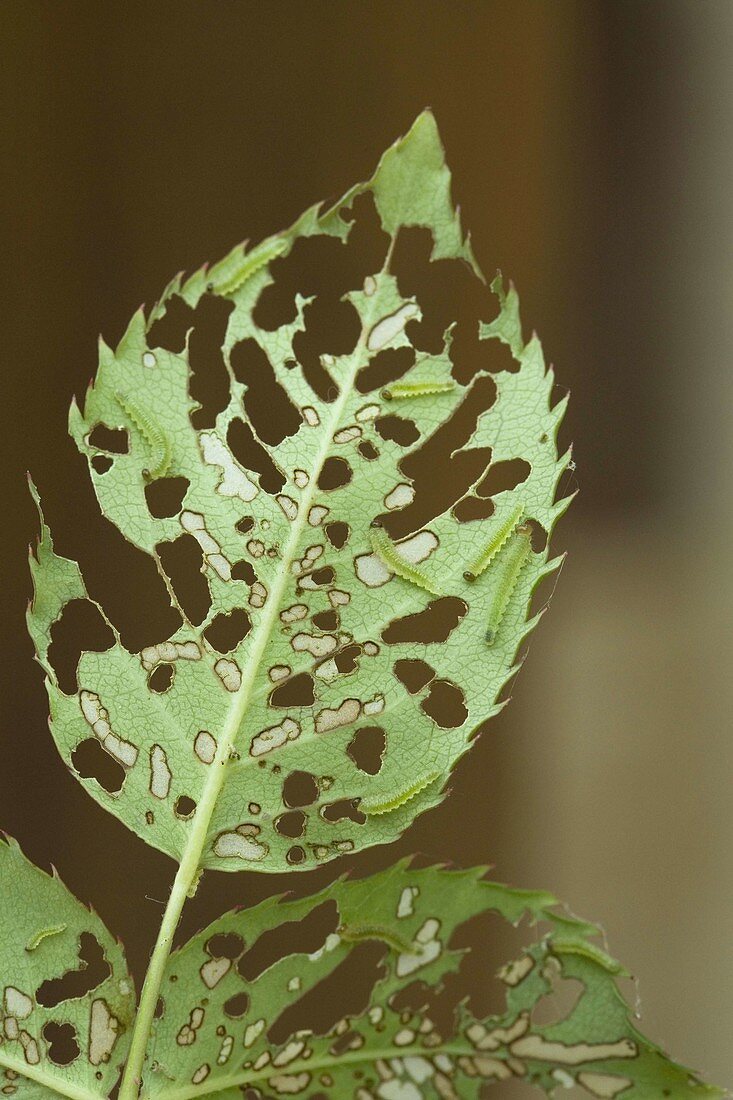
xmin=0 ymin=839 xmax=135 ymax=1100
xmin=143 ymin=862 xmax=722 ymax=1100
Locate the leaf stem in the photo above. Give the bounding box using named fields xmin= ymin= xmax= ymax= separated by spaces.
xmin=117 ymin=845 xmax=198 ymax=1100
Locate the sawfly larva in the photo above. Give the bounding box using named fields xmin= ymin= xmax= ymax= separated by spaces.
xmin=360 ymin=770 xmax=440 ymax=816
xmin=25 ymin=924 xmax=67 ymax=952
xmin=381 ymin=379 xmax=455 ymax=401
xmin=115 ymin=392 xmax=171 ymax=481
xmin=463 ymin=502 xmax=524 ymax=582
xmin=484 ymin=523 xmax=533 ymax=645
xmin=370 ymin=524 xmax=442 ymax=596
xmin=338 ymin=923 xmax=421 ymax=955
xmin=210 ymin=237 xmax=288 ymax=296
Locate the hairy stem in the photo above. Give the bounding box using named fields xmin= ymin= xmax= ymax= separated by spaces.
xmin=118 ymin=238 xmax=395 ymax=1100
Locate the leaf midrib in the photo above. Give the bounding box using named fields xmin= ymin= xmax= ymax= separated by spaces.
xmin=206 ymin=242 xmax=398 ymax=853
xmin=0 ymin=1051 xmax=102 ymax=1100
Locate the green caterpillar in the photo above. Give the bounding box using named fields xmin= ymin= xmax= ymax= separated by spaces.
xmin=370 ymin=525 xmax=442 ymax=597
xmin=484 ymin=523 xmax=533 ymax=645
xmin=463 ymin=503 xmax=524 ymax=582
xmin=114 ymin=392 xmax=171 ymax=481
xmin=381 ymin=379 xmax=455 ymax=401
xmin=338 ymin=923 xmax=421 ymax=956
xmin=211 ymin=237 xmax=288 ymax=296
xmin=360 ymin=770 xmax=440 ymax=816
xmin=26 ymin=924 xmax=67 ymax=951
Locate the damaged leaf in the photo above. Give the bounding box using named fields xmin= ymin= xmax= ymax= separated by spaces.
xmin=0 ymin=838 xmax=134 ymax=1100
xmin=27 ymin=111 xmax=571 ymax=874
xmin=143 ymin=860 xmax=720 ymax=1100
xmin=10 ymin=112 xmax=724 ymax=1100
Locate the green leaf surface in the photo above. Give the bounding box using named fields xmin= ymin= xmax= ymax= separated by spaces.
xmin=142 ymin=861 xmax=721 ymax=1100
xmin=26 ymin=111 xmax=571 ymax=875
xmin=0 ymin=839 xmax=134 ymax=1100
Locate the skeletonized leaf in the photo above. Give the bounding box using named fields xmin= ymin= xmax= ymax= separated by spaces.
xmin=0 ymin=838 xmax=134 ymax=1100
xmin=27 ymin=111 xmax=571 ymax=873
xmin=143 ymin=861 xmax=720 ymax=1100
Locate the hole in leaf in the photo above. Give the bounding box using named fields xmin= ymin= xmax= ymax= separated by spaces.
xmin=52 ymin=503 xmax=181 ymax=654
xmin=312 ymin=566 xmax=336 ymax=586
xmin=145 ymin=477 xmax=189 ymax=519
xmin=71 ymin=739 xmax=125 ymax=794
xmin=43 ymin=1022 xmax=80 ymax=1065
xmin=532 ymin=975 xmax=584 ymax=1026
xmin=88 ymin=425 xmax=128 ymax=453
xmin=206 ymin=932 xmax=244 ymax=959
xmin=283 ymin=771 xmax=319 ymax=808
xmin=267 ymin=941 xmax=386 ymax=1046
xmin=291 ymin=290 xmax=361 ymax=401
xmin=236 ymin=516 xmax=255 ymax=534
xmin=391 ymin=227 xmax=488 ymax=356
xmin=477 ymin=458 xmax=531 ymax=498
xmin=358 ymin=440 xmax=379 ymax=461
xmin=393 ymin=658 xmax=435 ymax=695
xmin=231 ymin=560 xmax=257 ymax=584
xmin=382 ymin=597 xmax=467 ymax=644
xmin=254 ymin=194 xmax=386 ymax=330
xmin=524 ymin=517 xmax=548 ymax=552
xmin=287 ymin=845 xmax=306 ymax=865
xmin=312 ymin=610 xmax=338 ymax=632
xmin=227 ymin=419 xmax=285 ymax=494
xmin=269 ymin=673 xmax=315 ymax=708
xmin=321 ymin=798 xmax=365 ymax=825
xmin=187 ymin=294 xmax=235 ymax=430
xmin=203 ymin=609 xmax=251 ymax=653
xmin=48 ymin=599 xmax=114 ymax=696
xmin=346 ymin=727 xmax=385 ymax=775
xmin=393 ymin=449 xmax=492 ymax=540
xmin=223 ymin=991 xmax=249 ymax=1018
xmin=36 ymin=933 xmax=110 ymax=1007
xmin=91 ymin=455 xmax=112 ymax=475
xmin=174 ymin=795 xmax=196 ymax=818
xmin=453 ymin=495 xmax=495 ymax=522
xmin=147 ymin=294 xmax=191 ymax=353
xmin=317 ymin=457 xmax=352 ymax=491
xmin=237 ymin=901 xmax=338 ymax=982
xmin=292 ymin=343 xmax=338 ymax=404
xmin=389 ymin=977 xmax=434 ymax=1018
xmin=334 ymin=644 xmax=361 ymax=674
xmin=157 ymin=536 xmax=211 ymax=627
xmin=275 ymin=810 xmax=306 ymax=838
xmin=231 ymin=339 xmax=302 ymax=446
xmin=421 ymin=679 xmax=468 ymax=729
xmin=375 ymin=415 xmax=419 ymax=447
xmin=461 ymin=314 xmax=526 ymax=380
xmin=154 ymin=997 xmax=165 ymax=1019
xmin=385 ymin=375 xmax=497 ymax=539
xmin=445 ymin=907 xmax=536 ymax=1021
xmin=325 ymin=521 xmax=349 ymax=549
xmin=356 ymin=346 xmax=414 ymax=394
xmin=148 ymin=664 xmax=174 ymax=693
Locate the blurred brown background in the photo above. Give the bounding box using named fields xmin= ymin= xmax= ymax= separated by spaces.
xmin=2 ymin=0 xmax=731 ymax=1087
